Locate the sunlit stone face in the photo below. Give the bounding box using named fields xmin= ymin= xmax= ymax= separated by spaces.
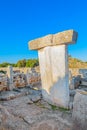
xmin=38 ymin=45 xmax=69 ymax=108
xmin=28 ymin=30 xmax=78 ymax=108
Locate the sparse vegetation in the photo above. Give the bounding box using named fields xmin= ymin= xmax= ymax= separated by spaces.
xmin=69 ymin=56 xmax=87 ymax=68
xmin=49 ymin=104 xmax=69 ymax=111
xmin=0 ymin=56 xmax=87 ymax=68
xmin=0 ymin=59 xmax=39 ymax=68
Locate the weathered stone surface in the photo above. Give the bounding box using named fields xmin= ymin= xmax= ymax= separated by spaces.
xmin=69 ymin=71 xmax=75 ymax=90
xmin=37 ymin=123 xmax=52 ymax=130
xmin=80 ymin=78 xmax=87 ymax=86
xmin=79 ymin=69 xmax=87 ymax=79
xmin=29 ymin=30 xmax=78 ymax=50
xmin=7 ymin=66 xmax=14 ymax=90
xmin=0 ymin=87 xmax=72 ymax=130
xmin=0 ymin=74 xmax=8 ymax=91
xmin=69 ymin=102 xmax=73 ymax=109
xmin=31 ymin=118 xmax=72 ymax=130
xmin=81 ymin=80 xmax=87 ymax=86
xmin=0 ymin=87 xmax=32 ymax=101
xmin=69 ymin=90 xmax=76 ymax=96
xmin=0 ymin=66 xmax=41 ymax=91
xmin=0 ymin=91 xmax=18 ymax=101
xmin=29 ymin=35 xmax=52 ymax=50
xmin=70 ymin=75 xmax=81 ymax=89
xmin=28 ymin=73 xmax=41 ymax=86
xmin=53 ymin=30 xmax=77 ymax=46
xmin=13 ymin=73 xmax=27 ymax=88
xmin=38 ymin=45 xmax=69 ymax=108
xmin=30 ymin=95 xmax=41 ymax=103
xmin=72 ymin=90 xmax=87 ymax=130
xmin=28 ymin=30 xmax=78 ymax=108
xmin=0 ymin=104 xmax=30 ymax=130
xmin=69 ymin=78 xmax=75 ymax=90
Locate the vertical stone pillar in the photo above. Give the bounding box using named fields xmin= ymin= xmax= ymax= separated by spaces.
xmin=7 ymin=66 xmax=14 ymax=90
xmin=26 ymin=69 xmax=31 ymax=86
xmin=28 ymin=30 xmax=78 ymax=108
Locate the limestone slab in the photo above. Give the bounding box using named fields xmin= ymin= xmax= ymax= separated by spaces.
xmin=29 ymin=30 xmax=78 ymax=50
xmin=29 ymin=35 xmax=53 ymax=50
xmin=38 ymin=45 xmax=69 ymax=108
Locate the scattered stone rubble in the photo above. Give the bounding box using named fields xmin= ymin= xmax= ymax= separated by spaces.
xmin=0 ymin=87 xmax=72 ymax=130
xmin=0 ymin=84 xmax=87 ymax=130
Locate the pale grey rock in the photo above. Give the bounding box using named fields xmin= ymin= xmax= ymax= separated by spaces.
xmin=0 ymin=87 xmax=31 ymax=101
xmin=0 ymin=91 xmax=18 ymax=101
xmin=72 ymin=90 xmax=87 ymax=130
xmin=39 ymin=99 xmax=52 ymax=109
xmin=69 ymin=90 xmax=76 ymax=96
xmin=79 ymin=69 xmax=87 ymax=79
xmin=27 ymin=100 xmax=33 ymax=104
xmin=70 ymin=76 xmax=81 ymax=89
xmin=69 ymin=90 xmax=76 ymax=103
xmin=0 ymin=92 xmax=72 ymax=130
xmin=38 ymin=45 xmax=69 ymax=108
xmin=30 ymin=95 xmax=41 ymax=103
xmin=7 ymin=66 xmax=14 ymax=90
xmin=81 ymin=80 xmax=87 ymax=86
xmin=80 ymin=78 xmax=87 ymax=86
xmin=69 ymin=102 xmax=73 ymax=109
xmin=69 ymin=78 xmax=75 ymax=90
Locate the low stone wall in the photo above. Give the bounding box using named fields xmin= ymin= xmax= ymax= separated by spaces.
xmin=0 ymin=66 xmax=40 ymax=74
xmin=69 ymin=68 xmax=80 ymax=76
xmin=0 ymin=67 xmax=31 ymax=73
xmin=13 ymin=73 xmax=27 ymax=88
xmin=0 ymin=74 xmax=8 ymax=91
xmin=0 ymin=67 xmax=87 ymax=91
xmin=0 ymin=67 xmax=41 ymax=91
xmin=69 ymin=68 xmax=87 ymax=77
xmin=0 ymin=67 xmax=87 ymax=76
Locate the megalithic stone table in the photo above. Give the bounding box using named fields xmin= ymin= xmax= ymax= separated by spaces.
xmin=28 ymin=30 xmax=78 ymax=108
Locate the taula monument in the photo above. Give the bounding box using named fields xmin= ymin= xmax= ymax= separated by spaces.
xmin=28 ymin=30 xmax=78 ymax=108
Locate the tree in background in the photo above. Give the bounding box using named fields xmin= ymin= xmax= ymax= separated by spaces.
xmin=0 ymin=62 xmax=11 ymax=67
xmin=26 ymin=59 xmax=39 ymax=67
xmin=17 ymin=59 xmax=26 ymax=67
xmin=0 ymin=59 xmax=39 ymax=68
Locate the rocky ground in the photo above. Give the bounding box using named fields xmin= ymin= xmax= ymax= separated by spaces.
xmin=0 ymin=86 xmax=72 ymax=130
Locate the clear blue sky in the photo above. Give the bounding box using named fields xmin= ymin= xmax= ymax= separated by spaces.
xmin=0 ymin=0 xmax=87 ymax=63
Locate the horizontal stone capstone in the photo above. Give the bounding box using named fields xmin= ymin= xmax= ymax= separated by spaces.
xmin=29 ymin=30 xmax=78 ymax=50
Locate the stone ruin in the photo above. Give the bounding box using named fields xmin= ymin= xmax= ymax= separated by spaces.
xmin=26 ymin=68 xmax=41 ymax=87
xmin=0 ymin=30 xmax=87 ymax=130
xmin=29 ymin=30 xmax=78 ymax=108
xmin=29 ymin=30 xmax=87 ymax=129
xmin=0 ymin=73 xmax=8 ymax=91
xmin=69 ymin=69 xmax=87 ymax=90
xmin=0 ymin=66 xmax=41 ymax=91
